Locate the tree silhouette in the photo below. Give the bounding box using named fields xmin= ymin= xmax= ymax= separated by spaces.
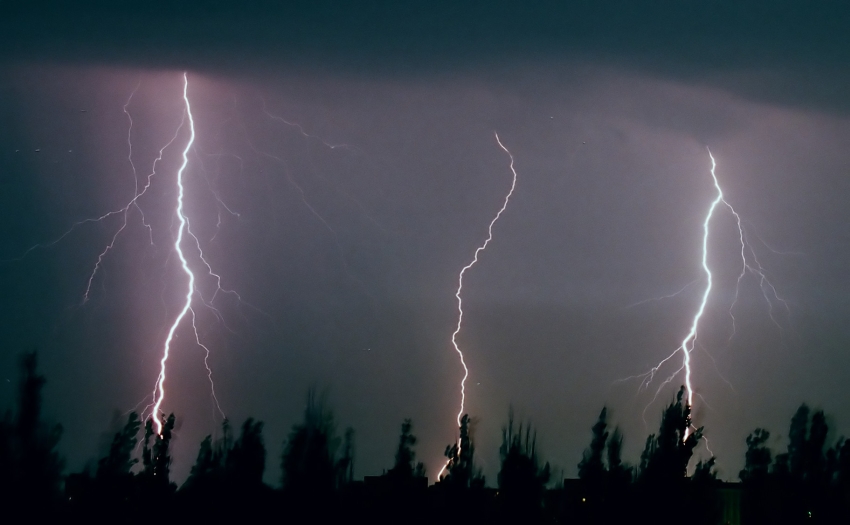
xmin=788 ymin=405 xmax=809 ymax=476
xmin=574 ymin=407 xmax=632 ymax=524
xmin=179 ymin=417 xmax=271 ymax=520
xmin=0 ymin=351 xmax=64 ymax=509
xmin=837 ymin=438 xmax=850 ymax=486
xmin=97 ymin=411 xmax=141 ymax=479
xmin=184 ymin=419 xmax=232 ymax=492
xmin=635 ymin=387 xmax=707 ymax=523
xmin=388 ymin=418 xmax=425 ymax=482
xmin=690 ymin=457 xmax=721 ymax=525
xmin=281 ymin=388 xmax=352 ymax=495
xmin=739 ymin=404 xmax=850 ymax=523
xmin=784 ymin=406 xmax=834 ymax=522
xmin=740 ymin=428 xmax=772 ymax=483
xmin=442 ymin=414 xmax=484 ymax=489
xmin=337 ymin=427 xmax=355 ymax=488
xmin=18 ymin=340 xmax=850 ymax=522
xmin=78 ymin=410 xmax=143 ymax=509
xmin=606 ymin=427 xmax=632 ymax=488
xmin=578 ymin=407 xmax=608 ymax=485
xmin=638 ymin=386 xmax=703 ymax=485
xmin=140 ymin=413 xmax=177 ymax=499
xmin=806 ymin=410 xmax=828 ymax=484
xmin=497 ymin=409 xmax=550 ymax=521
xmin=227 ymin=418 xmax=266 ymax=488
xmin=739 ymin=428 xmax=775 ymax=524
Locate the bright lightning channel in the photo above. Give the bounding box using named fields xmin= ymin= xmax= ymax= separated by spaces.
xmin=5 ymin=73 xmax=263 ymax=433
xmin=438 ymin=131 xmax=518 ymax=479
xmin=631 ymin=149 xmax=788 ymax=438
xmin=678 ymin=150 xmax=723 ymax=409
xmin=150 ymin=72 xmax=223 ymax=434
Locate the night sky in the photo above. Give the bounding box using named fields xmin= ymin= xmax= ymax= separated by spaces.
xmin=2 ymin=1 xmax=850 ymax=484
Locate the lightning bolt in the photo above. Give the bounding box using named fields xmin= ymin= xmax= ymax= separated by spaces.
xmin=261 ymin=99 xmax=361 ymax=153
xmin=679 ymin=150 xmax=723 ymax=408
xmin=236 ymin=105 xmax=381 ymax=305
xmin=150 ymin=72 xmax=229 ymax=434
xmin=82 ymin=121 xmax=181 ymax=303
xmin=623 ymin=278 xmax=700 ymax=310
xmin=8 ymin=72 xmax=236 ymax=433
xmin=439 ymin=131 xmax=518 ymax=479
xmin=628 ymin=149 xmax=788 ymax=439
xmin=4 ymin=84 xmax=171 ymax=274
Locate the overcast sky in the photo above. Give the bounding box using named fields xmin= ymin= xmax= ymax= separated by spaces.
xmin=2 ymin=1 xmax=850 ymax=483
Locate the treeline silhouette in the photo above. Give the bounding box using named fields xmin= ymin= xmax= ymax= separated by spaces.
xmin=2 ymin=351 xmax=849 ymax=524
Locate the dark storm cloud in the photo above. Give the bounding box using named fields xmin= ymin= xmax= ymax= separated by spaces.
xmin=3 ymin=1 xmax=850 ymax=112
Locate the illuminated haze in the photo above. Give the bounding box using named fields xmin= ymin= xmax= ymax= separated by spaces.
xmin=2 ymin=2 xmax=850 ymax=483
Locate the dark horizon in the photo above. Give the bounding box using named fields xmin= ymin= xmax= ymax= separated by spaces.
xmin=4 ymin=349 xmax=847 ymax=524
